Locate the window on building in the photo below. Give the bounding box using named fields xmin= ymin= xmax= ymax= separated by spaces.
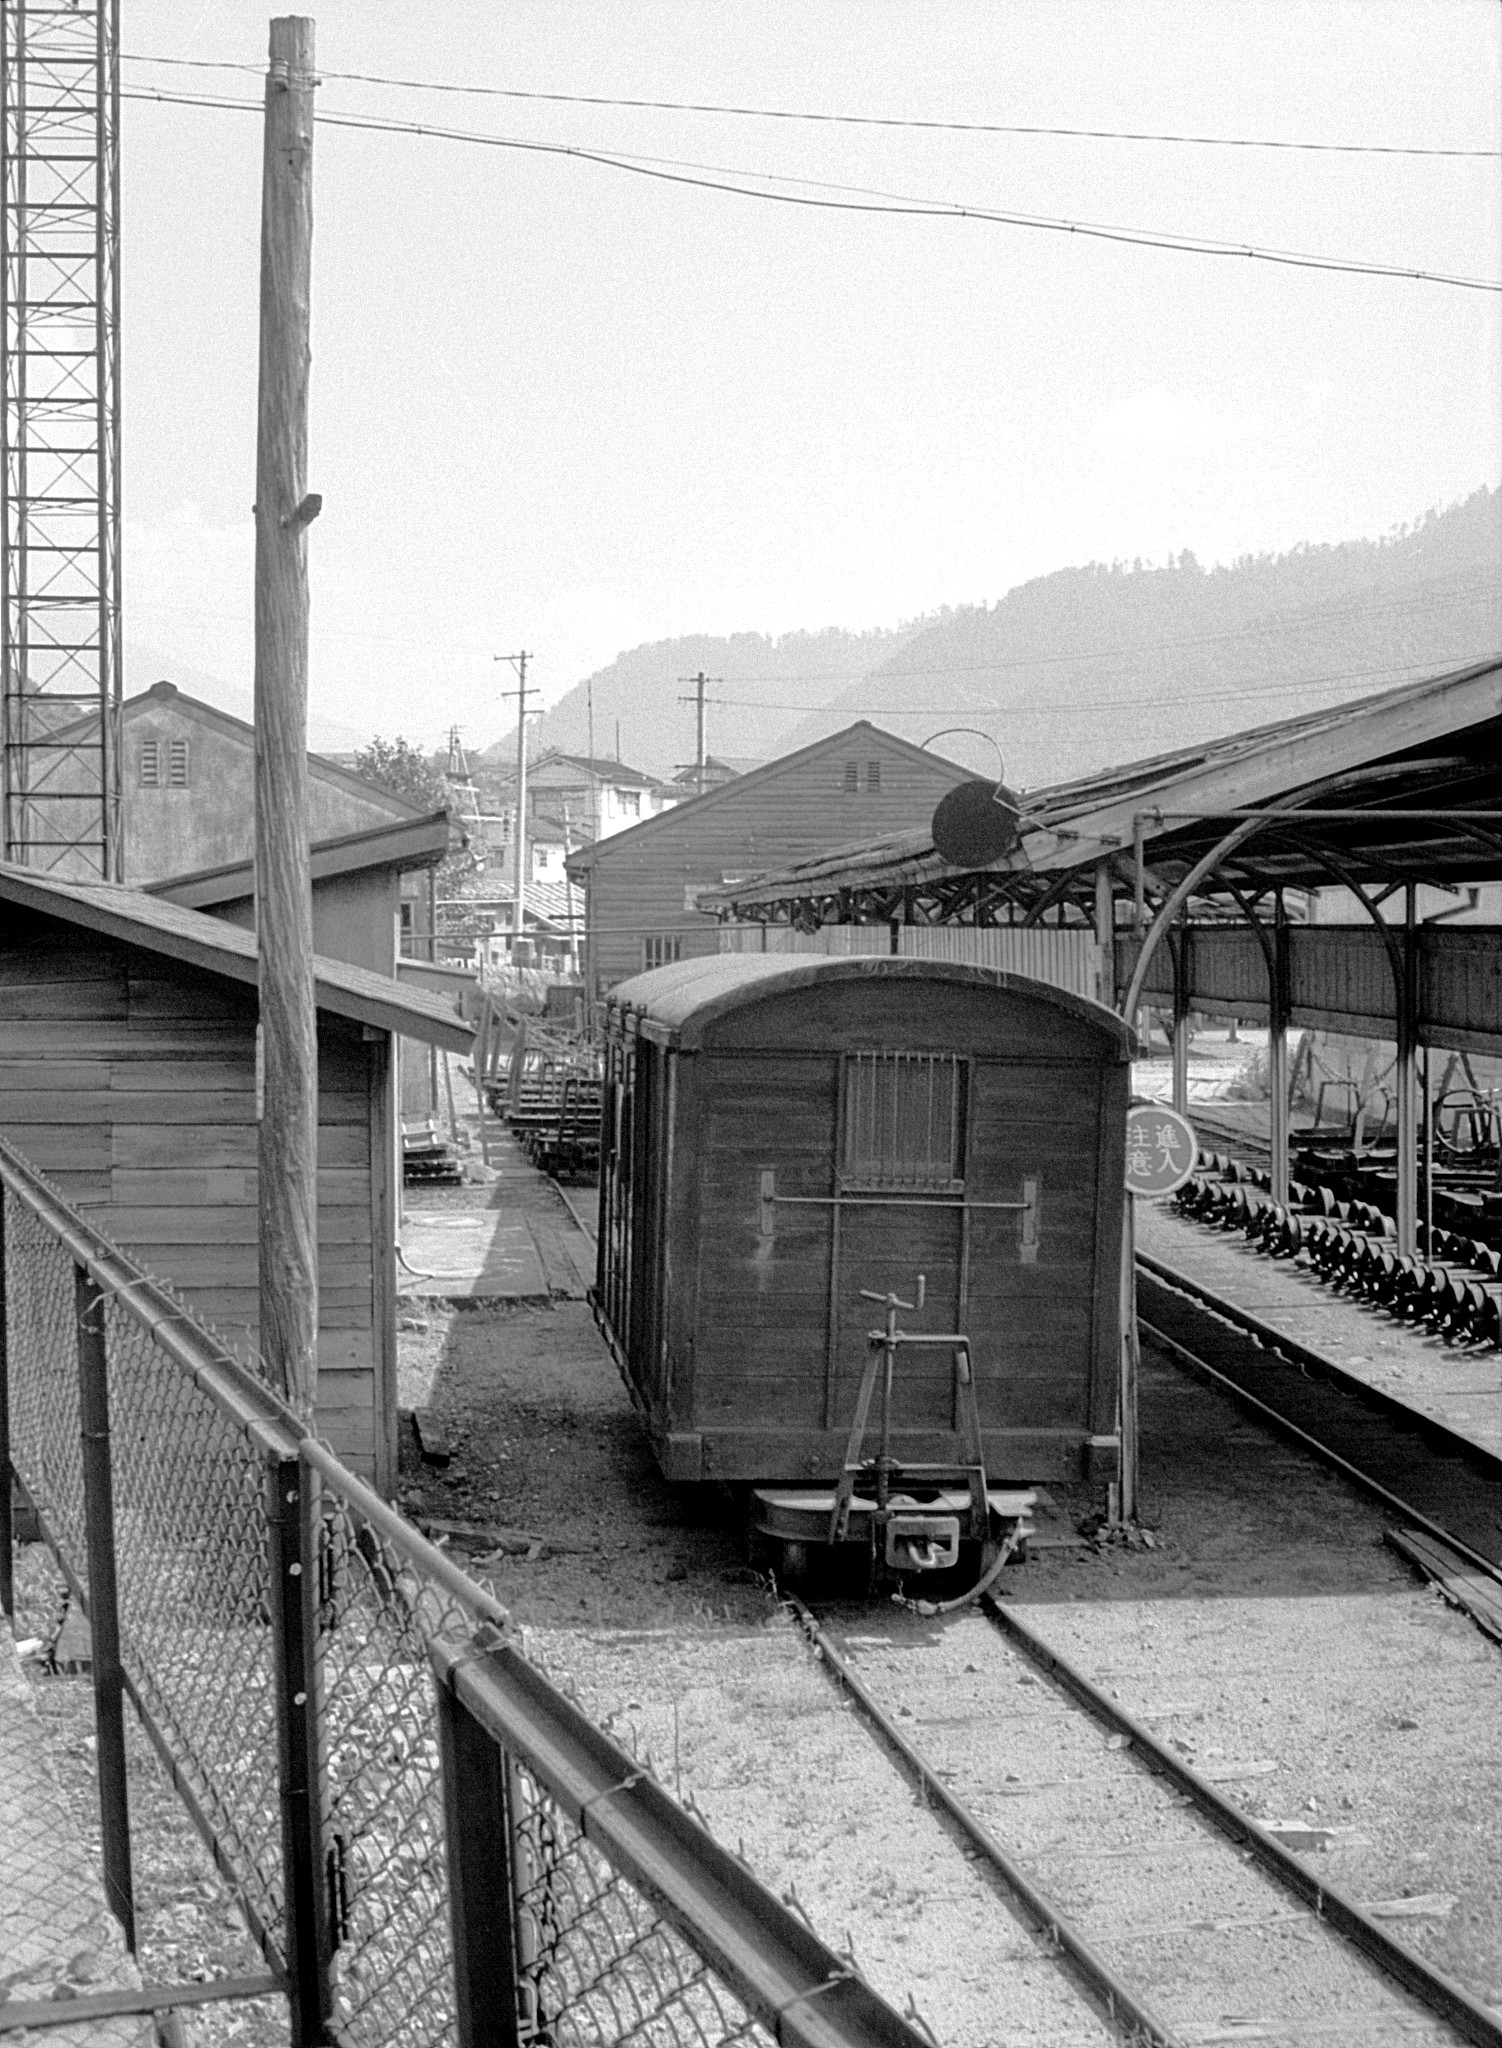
xmin=168 ymin=738 xmax=190 ymax=787
xmin=140 ymin=738 xmax=161 ymax=787
xmin=619 ymin=790 xmax=641 ymax=816
xmin=866 ymin=761 xmax=882 ymax=792
xmin=840 ymin=1051 xmax=966 ymax=1191
xmin=643 ymin=935 xmax=683 ymax=971
xmin=842 ymin=761 xmax=859 ymax=792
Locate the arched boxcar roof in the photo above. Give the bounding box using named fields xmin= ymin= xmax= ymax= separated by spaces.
xmin=606 ymin=952 xmax=1135 ymax=1057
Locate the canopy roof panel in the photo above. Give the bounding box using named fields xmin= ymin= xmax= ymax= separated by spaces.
xmin=704 ymin=655 xmax=1502 ymax=921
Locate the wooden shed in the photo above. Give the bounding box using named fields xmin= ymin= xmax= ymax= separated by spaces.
xmin=594 ymin=954 xmax=1132 ymax=1492
xmin=0 ymin=863 xmax=474 ymax=1489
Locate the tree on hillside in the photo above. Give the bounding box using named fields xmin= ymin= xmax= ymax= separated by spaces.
xmin=352 ymin=734 xmax=448 ymax=810
xmin=353 ymin=734 xmax=480 ymax=907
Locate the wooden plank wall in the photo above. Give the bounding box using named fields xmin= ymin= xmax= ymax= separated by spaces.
xmin=583 ymin=727 xmax=971 ymax=993
xmin=0 ymin=918 xmax=386 ymax=1483
xmin=1117 ymin=923 xmax=1502 ymax=1057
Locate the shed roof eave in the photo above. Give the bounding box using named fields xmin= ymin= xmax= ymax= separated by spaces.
xmin=0 ymin=863 xmax=474 ymax=1053
xmin=144 ymin=809 xmax=453 ymax=909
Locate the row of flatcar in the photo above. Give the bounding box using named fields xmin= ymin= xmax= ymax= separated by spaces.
xmin=586 ymin=954 xmax=1132 ymax=1582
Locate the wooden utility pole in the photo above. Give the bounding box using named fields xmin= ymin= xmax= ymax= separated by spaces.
xmin=498 ymin=651 xmax=534 ymax=957
xmin=254 ymin=15 xmax=320 ymax=1415
xmin=678 ymin=670 xmax=719 ymax=796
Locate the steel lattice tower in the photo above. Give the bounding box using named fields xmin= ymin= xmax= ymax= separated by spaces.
xmin=2 ymin=0 xmax=120 ymax=878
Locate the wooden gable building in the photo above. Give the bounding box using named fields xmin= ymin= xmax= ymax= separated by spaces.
xmin=0 ymin=864 xmax=473 ymax=1490
xmin=143 ymin=809 xmax=451 ymax=977
xmin=565 ymin=722 xmax=973 ymax=999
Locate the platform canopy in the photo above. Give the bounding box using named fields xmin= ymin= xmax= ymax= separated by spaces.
xmin=703 ymin=656 xmax=1502 ymax=1256
xmin=704 ymin=655 xmax=1502 ymax=930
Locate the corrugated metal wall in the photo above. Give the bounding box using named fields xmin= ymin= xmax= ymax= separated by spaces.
xmin=722 ymin=922 xmax=1101 ymax=997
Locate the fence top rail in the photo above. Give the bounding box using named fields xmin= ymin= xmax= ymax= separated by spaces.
xmin=431 ymin=1634 xmax=926 ymax=2048
xmin=303 ymin=1438 xmax=511 ymax=1633
xmin=0 ymin=1132 xmax=303 ymax=1460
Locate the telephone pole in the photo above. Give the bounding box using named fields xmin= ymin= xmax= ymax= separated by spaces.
xmin=677 ymin=671 xmax=719 ymax=796
xmin=497 ymin=651 xmax=535 ymax=957
xmin=254 ymin=14 xmax=320 ymax=1423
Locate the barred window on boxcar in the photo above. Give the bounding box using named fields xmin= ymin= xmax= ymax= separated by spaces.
xmin=840 ymin=1051 xmax=966 ymax=1191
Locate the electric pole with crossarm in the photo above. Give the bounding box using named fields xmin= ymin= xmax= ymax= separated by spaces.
xmin=677 ymin=670 xmax=721 ymax=796
xmin=498 ymin=650 xmax=536 ymax=957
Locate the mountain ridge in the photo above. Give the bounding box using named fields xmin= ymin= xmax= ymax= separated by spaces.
xmin=484 ymin=486 xmax=1500 ymax=790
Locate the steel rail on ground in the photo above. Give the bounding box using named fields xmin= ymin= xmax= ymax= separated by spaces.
xmin=1136 ymin=1252 xmax=1502 ymax=1584
xmin=1137 ymin=1249 xmax=1502 ymax=1492
xmin=784 ymin=1592 xmax=1182 ymax=2048
xmin=981 ymin=1595 xmax=1502 ymax=2048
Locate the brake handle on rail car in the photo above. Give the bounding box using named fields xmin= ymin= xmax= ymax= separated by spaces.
xmin=859 ymin=1271 xmax=926 ymax=1314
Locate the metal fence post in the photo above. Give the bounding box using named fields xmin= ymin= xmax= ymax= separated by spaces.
xmin=433 ymin=1649 xmax=525 ymax=2048
xmin=75 ymin=1263 xmax=135 ymax=1951
xmin=266 ymin=1450 xmax=331 ymax=2046
xmin=0 ymin=1187 xmax=12 ymax=1622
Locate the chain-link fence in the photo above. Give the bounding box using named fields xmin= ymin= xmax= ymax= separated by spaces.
xmin=0 ymin=1139 xmax=916 ymax=2048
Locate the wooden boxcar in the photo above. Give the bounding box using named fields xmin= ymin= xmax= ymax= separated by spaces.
xmin=593 ymin=954 xmax=1132 ymax=1571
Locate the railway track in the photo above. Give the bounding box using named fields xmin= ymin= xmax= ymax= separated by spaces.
xmin=1136 ymin=1253 xmax=1502 ymax=1583
xmin=787 ymin=1591 xmax=1502 ymax=2048
xmin=559 ymin=1173 xmax=1502 ymax=2040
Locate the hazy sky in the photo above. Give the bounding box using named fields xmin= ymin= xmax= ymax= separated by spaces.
xmin=121 ymin=0 xmax=1501 ymax=750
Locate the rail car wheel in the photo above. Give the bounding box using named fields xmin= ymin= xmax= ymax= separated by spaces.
xmin=778 ymin=1539 xmax=811 ymax=1591
xmin=734 ymin=1489 xmax=776 ymax=1573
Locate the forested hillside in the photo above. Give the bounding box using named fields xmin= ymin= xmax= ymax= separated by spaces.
xmin=781 ymin=487 xmax=1501 ymax=790
xmin=491 ymin=488 xmax=1500 ymax=791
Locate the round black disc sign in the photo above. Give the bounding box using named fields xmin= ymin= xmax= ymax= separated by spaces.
xmin=930 ymin=780 xmax=1022 ymax=867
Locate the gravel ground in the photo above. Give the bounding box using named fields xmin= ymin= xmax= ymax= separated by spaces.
xmin=392 ymin=1235 xmax=1502 ymax=2042
xmin=13 ymin=1124 xmax=1500 ymax=2047
xmin=12 ymin=1553 xmax=287 ymax=2047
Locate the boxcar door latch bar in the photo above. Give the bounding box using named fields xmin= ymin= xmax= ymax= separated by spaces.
xmin=759 ymin=1170 xmax=1040 ymax=1255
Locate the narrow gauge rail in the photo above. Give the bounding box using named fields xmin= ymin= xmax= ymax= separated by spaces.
xmin=789 ymin=1596 xmax=1501 ymax=2048
xmin=555 ymin=1172 xmax=1500 ymax=2039
xmin=1136 ymin=1253 xmax=1502 ymax=1578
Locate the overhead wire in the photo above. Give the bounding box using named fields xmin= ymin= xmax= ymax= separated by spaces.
xmin=120 ymin=53 xmax=1501 ymax=159
xmin=697 ymin=656 xmax=1484 ymax=718
xmin=119 ymin=86 xmax=1502 ymax=292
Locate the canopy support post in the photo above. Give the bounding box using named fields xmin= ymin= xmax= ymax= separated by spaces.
xmin=1094 ymin=862 xmax=1115 ymax=1009
xmin=1269 ymin=891 xmax=1290 ymax=1207
xmin=1396 ymin=881 xmax=1419 ymax=1256
xmin=1170 ymin=918 xmax=1190 ymax=1116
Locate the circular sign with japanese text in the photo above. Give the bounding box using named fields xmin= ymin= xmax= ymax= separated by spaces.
xmin=1124 ymin=1103 xmax=1199 ymax=1197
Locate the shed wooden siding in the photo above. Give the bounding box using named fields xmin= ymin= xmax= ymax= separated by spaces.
xmin=0 ymin=917 xmax=393 ymax=1484
xmin=203 ymin=867 xmax=400 ymax=980
xmin=577 ymin=727 xmax=972 ymax=993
